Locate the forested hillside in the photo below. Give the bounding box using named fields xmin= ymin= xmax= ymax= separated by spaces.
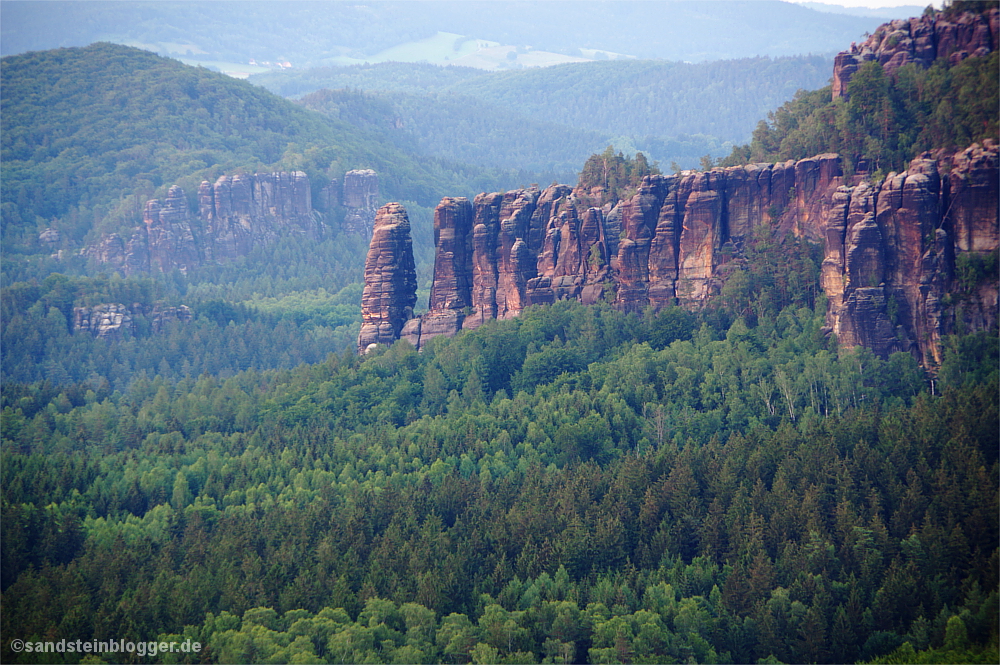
xmin=721 ymin=51 xmax=998 ymax=175
xmin=3 ymin=194 xmax=999 ymax=662
xmin=296 ymin=88 xmax=609 ymax=177
xmin=0 ymin=43 xmax=540 ymax=392
xmin=0 ymin=43 xmax=534 ymax=256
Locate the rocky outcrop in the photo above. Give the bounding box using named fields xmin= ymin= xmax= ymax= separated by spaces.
xmin=200 ymin=172 xmax=315 ymax=261
xmin=38 ymin=228 xmax=61 ymax=246
xmin=81 ymin=233 xmax=127 ymax=266
xmin=73 ymin=304 xmax=134 ymax=340
xmin=401 ymin=197 xmax=474 ymax=349
xmin=820 ymin=142 xmax=999 ymax=364
xmin=84 ymin=168 xmax=385 ymax=274
xmin=342 ymin=169 xmax=380 ymax=237
xmin=950 ymin=142 xmax=1000 ymax=252
xmin=144 ymin=185 xmax=201 ymax=274
xmin=72 ymin=303 xmax=194 ymax=340
xmin=147 ymin=305 xmax=194 ymax=333
xmin=609 ymin=154 xmax=843 ymax=311
xmin=833 ymin=7 xmax=998 ymax=98
xmin=358 ymin=203 xmax=418 ymax=353
xmin=84 ymin=170 xmax=323 ymax=275
xmin=383 ymin=143 xmax=997 ymax=365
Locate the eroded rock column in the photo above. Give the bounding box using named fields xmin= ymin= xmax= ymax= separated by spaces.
xmin=358 ymin=203 xmax=417 ymax=353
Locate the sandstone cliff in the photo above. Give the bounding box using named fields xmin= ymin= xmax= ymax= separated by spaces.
xmin=73 ymin=304 xmax=135 ymax=340
xmin=394 ymin=184 xmax=622 ymax=350
xmin=144 ymin=185 xmax=201 ymax=274
xmin=200 ymin=171 xmax=315 ymax=261
xmin=84 ymin=169 xmax=378 ymax=275
xmin=370 ymin=143 xmax=998 ymax=364
xmin=833 ymin=6 xmax=998 ymax=97
xmin=401 ymin=197 xmax=474 ymax=349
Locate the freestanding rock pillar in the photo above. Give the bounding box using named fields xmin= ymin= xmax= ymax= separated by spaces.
xmin=357 ymin=203 xmax=417 ymax=354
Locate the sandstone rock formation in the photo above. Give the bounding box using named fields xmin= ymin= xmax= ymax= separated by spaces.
xmin=401 ymin=197 xmax=474 ymax=349
xmin=73 ymin=303 xmax=194 ymax=340
xmin=38 ymin=228 xmax=61 ymax=246
xmin=85 ymin=168 xmax=382 ymax=274
xmin=200 ymin=171 xmax=315 ymax=261
xmin=144 ymin=185 xmax=201 ymax=274
xmin=84 ymin=171 xmax=319 ymax=275
xmin=382 ymin=143 xmax=997 ymax=365
xmin=147 ymin=305 xmax=194 ymax=333
xmin=400 ymin=184 xmax=622 ymax=350
xmin=950 ymin=142 xmax=1000 ymax=252
xmin=358 ymin=203 xmax=418 ymax=353
xmin=833 ymin=7 xmax=998 ymax=98
xmin=73 ymin=304 xmax=134 ymax=340
xmin=342 ymin=169 xmax=380 ymax=237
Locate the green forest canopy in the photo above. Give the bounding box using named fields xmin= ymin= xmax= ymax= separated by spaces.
xmin=2 ymin=294 xmax=997 ymax=664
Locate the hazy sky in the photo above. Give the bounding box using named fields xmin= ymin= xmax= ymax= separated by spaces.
xmin=792 ymin=0 xmax=936 ymax=7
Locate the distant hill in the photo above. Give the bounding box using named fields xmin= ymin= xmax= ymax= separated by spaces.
xmin=259 ymin=57 xmax=832 ymax=143
xmin=264 ymin=56 xmax=832 ymax=173
xmin=295 ymin=88 xmax=609 ymax=177
xmin=795 ymin=2 xmax=928 ymax=18
xmin=0 ymin=43 xmax=535 ymax=256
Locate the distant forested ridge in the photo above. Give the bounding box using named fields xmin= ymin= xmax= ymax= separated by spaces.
xmin=262 ymin=56 xmax=833 ymax=172
xmin=262 ymin=57 xmax=833 ymax=143
xmin=296 ymin=87 xmax=608 ymax=178
xmin=1 ymin=1 xmax=890 ymax=65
